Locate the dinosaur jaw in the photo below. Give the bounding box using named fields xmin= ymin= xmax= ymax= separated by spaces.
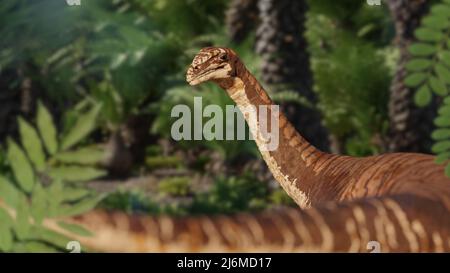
xmin=186 ymin=64 xmax=232 ymax=86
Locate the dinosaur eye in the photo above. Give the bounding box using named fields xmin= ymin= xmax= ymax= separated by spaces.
xmin=194 ymin=65 xmax=200 ymax=70
xmin=219 ymin=54 xmax=228 ymax=61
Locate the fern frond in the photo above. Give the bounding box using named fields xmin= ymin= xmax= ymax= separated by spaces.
xmin=405 ymin=0 xmax=450 ymax=177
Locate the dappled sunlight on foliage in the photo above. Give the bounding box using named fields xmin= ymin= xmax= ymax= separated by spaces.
xmin=1 ymin=0 xmax=449 ymax=253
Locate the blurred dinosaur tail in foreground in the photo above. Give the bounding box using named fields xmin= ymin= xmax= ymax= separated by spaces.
xmin=59 ymin=193 xmax=449 ymax=252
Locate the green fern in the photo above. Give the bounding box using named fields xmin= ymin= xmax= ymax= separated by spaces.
xmin=0 ymin=102 xmax=106 ymax=252
xmin=404 ymin=0 xmax=450 ymax=177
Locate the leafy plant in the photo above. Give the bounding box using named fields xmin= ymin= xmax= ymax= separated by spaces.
xmin=100 ymin=173 xmax=295 ymax=217
xmin=98 ymin=189 xmax=160 ymax=215
xmin=269 ymin=188 xmax=296 ymax=206
xmin=158 ymin=177 xmax=191 ymax=197
xmin=145 ymin=156 xmax=184 ymax=170
xmin=306 ymin=3 xmax=392 ymax=156
xmin=403 ymin=0 xmax=450 ymax=176
xmin=152 ymin=83 xmax=260 ymax=163
xmin=0 ymin=102 xmax=106 ymax=252
xmin=189 ymin=174 xmax=270 ymax=215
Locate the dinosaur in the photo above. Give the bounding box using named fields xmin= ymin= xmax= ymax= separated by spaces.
xmin=7 ymin=47 xmax=450 ymax=253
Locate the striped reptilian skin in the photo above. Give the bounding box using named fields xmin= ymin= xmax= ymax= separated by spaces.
xmin=61 ymin=47 xmax=450 ymax=252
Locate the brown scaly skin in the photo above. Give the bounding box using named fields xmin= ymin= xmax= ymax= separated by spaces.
xmin=37 ymin=47 xmax=450 ymax=252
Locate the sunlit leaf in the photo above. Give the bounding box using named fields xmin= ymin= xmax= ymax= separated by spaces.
xmin=31 ymin=183 xmax=48 ymax=225
xmin=431 ymin=4 xmax=450 ymax=17
xmin=57 ymin=195 xmax=105 ymax=217
xmin=7 ymin=138 xmax=35 ymax=193
xmin=0 ymin=208 xmax=14 ymax=251
xmin=53 ymin=147 xmax=105 ymax=165
xmin=429 ymin=76 xmax=448 ymax=96
xmin=110 ymin=53 xmax=128 ymax=69
xmin=0 ymin=222 xmax=13 ymax=252
xmin=435 ymin=152 xmax=450 ymax=164
xmin=439 ymin=51 xmax=450 ymax=67
xmin=61 ymin=104 xmax=102 ymax=150
xmin=435 ymin=64 xmax=450 ymax=84
xmin=409 ymin=43 xmax=437 ymax=56
xmin=18 ymin=117 xmax=46 ymax=171
xmin=432 ymin=140 xmax=450 ymax=153
xmin=435 ymin=116 xmax=450 ymax=127
xmin=61 ymin=187 xmax=91 ymax=202
xmin=37 ymin=101 xmax=58 ymax=155
xmin=27 ymin=226 xmax=73 ymax=251
xmin=10 ymin=241 xmax=59 ymax=253
xmin=404 ymin=72 xmax=427 ymax=87
xmin=49 ymin=166 xmax=106 ymax=182
xmin=0 ymin=207 xmax=13 ymax=227
xmin=0 ymin=176 xmax=20 ymax=207
xmin=432 ymin=129 xmax=450 ymax=140
xmin=422 ymin=16 xmax=448 ymax=30
xmin=14 ymin=196 xmax=31 ymax=240
xmin=47 ymin=179 xmax=63 ymax=217
xmin=57 ymin=221 xmax=93 ymax=237
xmin=405 ymin=59 xmax=433 ymax=71
xmin=415 ymin=28 xmax=443 ymax=42
xmin=414 ymin=85 xmax=432 ymax=107
xmin=438 ymin=105 xmax=450 ymax=116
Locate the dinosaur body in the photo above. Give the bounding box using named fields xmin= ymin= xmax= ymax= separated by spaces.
xmin=187 ymin=47 xmax=450 ymax=208
xmin=51 ymin=47 xmax=450 ymax=252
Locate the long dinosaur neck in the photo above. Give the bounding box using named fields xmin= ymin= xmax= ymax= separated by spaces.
xmin=215 ymin=62 xmax=330 ymax=208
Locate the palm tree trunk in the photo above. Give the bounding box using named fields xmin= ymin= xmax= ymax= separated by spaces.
xmin=255 ymin=0 xmax=330 ymax=152
xmin=386 ymin=0 xmax=437 ymax=153
xmin=226 ymin=0 xmax=259 ymax=44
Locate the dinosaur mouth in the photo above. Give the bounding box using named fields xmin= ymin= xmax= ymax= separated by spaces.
xmin=187 ymin=64 xmax=227 ymax=85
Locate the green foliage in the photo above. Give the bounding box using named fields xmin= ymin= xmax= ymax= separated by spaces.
xmin=406 ymin=5 xmax=450 ymax=103
xmin=158 ymin=177 xmax=191 ymax=197
xmin=18 ymin=117 xmax=46 ymax=171
xmin=145 ymin=156 xmax=183 ymax=170
xmin=98 ymin=189 xmax=160 ymax=214
xmin=53 ymin=147 xmax=105 ymax=165
xmin=100 ymin=174 xmax=296 ymax=217
xmin=152 ymin=83 xmax=259 ymax=162
xmin=271 ymin=90 xmax=314 ymax=109
xmin=0 ymin=0 xmax=185 ymax=130
xmin=6 ymin=138 xmax=35 ymax=193
xmin=405 ymin=0 xmax=450 ymax=176
xmin=60 ymin=103 xmax=103 ymax=150
xmin=0 ymin=103 xmax=106 ymax=252
xmin=134 ymin=0 xmax=228 ymax=38
xmin=307 ymin=14 xmax=391 ymax=155
xmin=189 ymin=174 xmax=270 ymax=215
xmin=306 ymin=1 xmax=392 ymax=156
xmin=308 ymin=0 xmax=393 ymax=44
xmin=269 ymin=188 xmax=297 ymax=206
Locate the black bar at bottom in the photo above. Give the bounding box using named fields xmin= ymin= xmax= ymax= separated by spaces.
xmin=0 ymin=253 xmax=445 ymax=272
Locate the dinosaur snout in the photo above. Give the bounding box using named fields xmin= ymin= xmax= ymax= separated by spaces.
xmin=186 ymin=66 xmax=199 ymax=86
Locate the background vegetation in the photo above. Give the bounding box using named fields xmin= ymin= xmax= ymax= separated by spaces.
xmin=0 ymin=0 xmax=448 ymax=251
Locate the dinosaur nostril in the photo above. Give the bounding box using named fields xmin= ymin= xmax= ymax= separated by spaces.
xmin=194 ymin=66 xmax=199 ymax=70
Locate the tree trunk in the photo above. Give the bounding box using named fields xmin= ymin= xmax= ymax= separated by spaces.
xmin=226 ymin=0 xmax=259 ymax=44
xmin=254 ymin=0 xmax=330 ymax=152
xmin=386 ymin=0 xmax=437 ymax=153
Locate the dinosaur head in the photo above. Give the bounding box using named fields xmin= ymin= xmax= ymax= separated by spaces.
xmin=186 ymin=47 xmax=239 ymax=86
